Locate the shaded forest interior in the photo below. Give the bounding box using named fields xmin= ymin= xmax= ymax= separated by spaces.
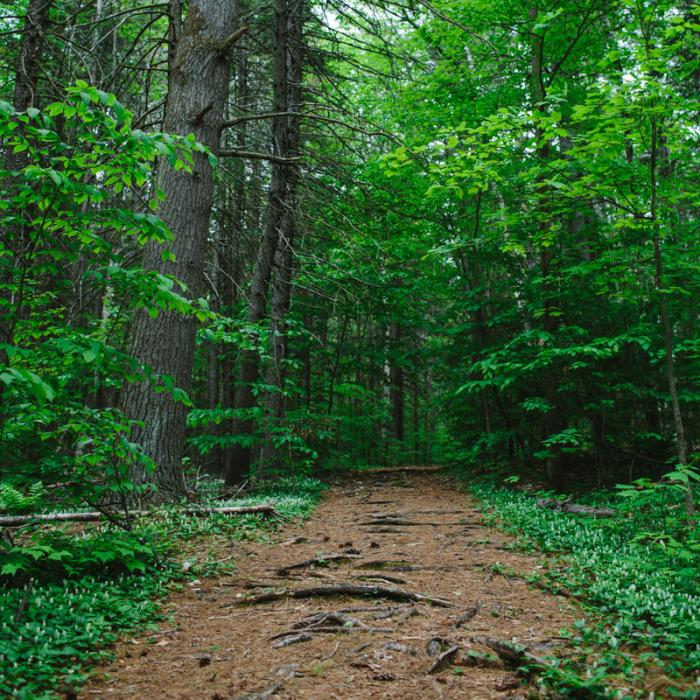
xmin=2 ymin=0 xmax=700 ymax=505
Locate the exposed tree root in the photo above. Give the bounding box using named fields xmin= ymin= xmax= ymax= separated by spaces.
xmin=271 ymin=633 xmax=312 ymax=648
xmin=453 ymin=603 xmax=480 ymax=627
xmin=358 ymin=519 xmax=444 ymax=527
xmin=355 ymin=560 xmax=422 ymax=572
xmin=353 ymin=573 xmax=407 ymax=585
xmin=480 ymin=638 xmax=547 ymax=671
xmin=232 ymin=583 xmax=453 ymax=607
xmin=276 ymin=553 xmax=362 ymax=576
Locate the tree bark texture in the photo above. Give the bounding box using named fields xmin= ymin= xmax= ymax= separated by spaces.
xmin=120 ymin=0 xmax=239 ymax=501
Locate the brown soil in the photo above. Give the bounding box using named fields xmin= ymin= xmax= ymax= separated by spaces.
xmin=81 ymin=470 xmax=577 ymax=699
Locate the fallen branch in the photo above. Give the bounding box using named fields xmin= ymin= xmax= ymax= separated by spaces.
xmin=480 ymin=638 xmax=547 ymax=672
xmin=358 ymin=466 xmax=441 ymax=474
xmin=273 ymin=625 xmax=393 ymax=639
xmin=427 ymin=645 xmax=460 ymax=674
xmin=454 ymin=603 xmax=480 ymax=627
xmin=271 ymin=633 xmax=312 ymax=648
xmin=232 ymin=583 xmax=453 ymax=608
xmin=292 ymin=611 xmax=365 ymax=630
xmin=276 ymin=553 xmax=362 ymax=576
xmin=535 ymin=499 xmax=616 ymax=518
xmin=0 ymin=504 xmax=281 ymax=528
xmin=233 ymin=664 xmax=297 ymax=696
xmin=356 ymin=560 xmax=422 ymax=572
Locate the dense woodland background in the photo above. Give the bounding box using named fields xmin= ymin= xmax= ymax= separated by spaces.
xmin=1 ymin=3 xmax=700 ymax=698
xmin=2 ymin=0 xmax=700 ymax=506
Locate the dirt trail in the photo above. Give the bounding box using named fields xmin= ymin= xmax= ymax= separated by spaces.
xmin=83 ymin=469 xmax=576 ymax=699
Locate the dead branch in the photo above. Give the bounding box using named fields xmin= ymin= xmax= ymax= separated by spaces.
xmin=356 ymin=560 xmax=422 ymax=571
xmin=427 ymin=645 xmax=460 ymax=674
xmin=219 ymin=149 xmax=301 ymax=164
xmin=353 ymin=573 xmax=407 ymax=585
xmin=480 ymin=638 xmax=548 ymax=672
xmin=271 ymin=633 xmax=312 ymax=648
xmin=0 ymin=504 xmax=281 ymax=528
xmin=231 ymin=583 xmax=453 ymax=608
xmin=454 ymin=603 xmax=480 ymax=627
xmin=535 ymin=499 xmax=616 ymax=517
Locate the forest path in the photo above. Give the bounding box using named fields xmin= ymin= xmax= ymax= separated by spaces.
xmin=83 ymin=469 xmax=575 ymax=699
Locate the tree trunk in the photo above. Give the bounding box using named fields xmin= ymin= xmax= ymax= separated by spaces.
xmin=120 ymin=0 xmax=240 ymax=502
xmin=649 ymin=118 xmax=694 ymax=517
xmin=389 ymin=321 xmax=404 ymax=443
xmin=1 ymin=0 xmax=53 ymax=432
xmin=530 ymin=6 xmax=564 ymax=486
xmin=167 ymin=0 xmax=183 ymax=96
xmin=11 ymin=0 xmax=51 ymax=114
xmin=225 ymin=0 xmax=294 ymax=483
xmin=259 ymin=0 xmax=304 ymax=473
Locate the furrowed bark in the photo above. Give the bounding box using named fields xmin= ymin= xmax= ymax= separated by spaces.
xmin=120 ymin=0 xmax=240 ymax=502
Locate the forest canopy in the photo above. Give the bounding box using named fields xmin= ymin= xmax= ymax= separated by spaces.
xmin=2 ymin=0 xmax=700 ymax=505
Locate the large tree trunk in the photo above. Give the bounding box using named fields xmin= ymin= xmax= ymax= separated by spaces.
xmin=225 ymin=0 xmax=292 ymax=484
xmin=217 ymin=19 xmax=248 ymax=477
xmin=120 ymin=0 xmax=240 ymax=502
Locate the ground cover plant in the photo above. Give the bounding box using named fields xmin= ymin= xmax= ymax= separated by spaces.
xmin=467 ymin=473 xmax=700 ymax=698
xmin=0 ymin=477 xmax=325 ymax=699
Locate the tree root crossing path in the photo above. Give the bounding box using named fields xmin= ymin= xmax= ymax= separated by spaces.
xmin=85 ymin=469 xmax=576 ymax=699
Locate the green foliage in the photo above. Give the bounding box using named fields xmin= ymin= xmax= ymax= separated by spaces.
xmin=0 ymin=86 xmax=208 ymax=507
xmin=469 ymin=475 xmax=700 ymax=693
xmin=0 ymin=476 xmax=324 ymax=699
xmin=0 ymin=574 xmax=171 ymax=700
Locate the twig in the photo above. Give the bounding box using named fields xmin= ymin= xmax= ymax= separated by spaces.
xmin=321 ymin=640 xmax=341 ymax=660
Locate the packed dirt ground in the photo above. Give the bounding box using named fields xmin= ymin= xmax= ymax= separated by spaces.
xmin=82 ymin=469 xmax=577 ymax=699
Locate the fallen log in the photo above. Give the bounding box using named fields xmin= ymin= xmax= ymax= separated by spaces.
xmin=535 ymin=499 xmax=616 ymax=518
xmin=358 ymin=465 xmax=441 ymax=474
xmin=0 ymin=504 xmax=282 ymax=528
xmin=232 ymin=583 xmax=453 ymax=608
